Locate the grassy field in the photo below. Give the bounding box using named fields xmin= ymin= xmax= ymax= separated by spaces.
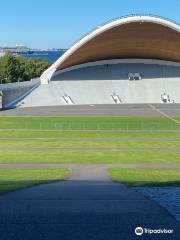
xmin=0 ymin=116 xmax=180 ymax=130
xmin=0 ymin=148 xmax=180 ymax=164
xmin=0 ymin=137 xmax=180 ymax=164
xmin=1 ymin=130 xmax=180 ymax=138
xmin=0 ymin=116 xmax=180 ymax=192
xmin=1 ymin=138 xmax=180 ymax=148
xmin=0 ymin=116 xmax=180 ymax=164
xmin=0 ymin=168 xmax=70 ymax=194
xmin=0 ymin=151 xmax=180 ymax=164
xmin=109 ymin=169 xmax=180 ymax=186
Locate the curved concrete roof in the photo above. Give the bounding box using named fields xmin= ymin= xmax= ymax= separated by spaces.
xmin=41 ymin=15 xmax=180 ymax=84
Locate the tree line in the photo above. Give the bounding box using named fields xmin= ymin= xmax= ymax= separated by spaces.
xmin=0 ymin=53 xmax=51 ymax=84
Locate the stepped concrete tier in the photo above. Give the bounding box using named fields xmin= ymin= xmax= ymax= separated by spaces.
xmin=2 ymin=15 xmax=180 ymax=108
xmin=6 ymin=60 xmax=180 ymax=108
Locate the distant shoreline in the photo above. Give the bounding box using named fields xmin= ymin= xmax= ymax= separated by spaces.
xmin=0 ymin=49 xmax=67 ymax=63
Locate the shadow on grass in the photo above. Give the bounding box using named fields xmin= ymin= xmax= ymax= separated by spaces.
xmin=1 ymin=178 xmax=180 ymax=197
xmin=0 ymin=179 xmax=67 ymax=196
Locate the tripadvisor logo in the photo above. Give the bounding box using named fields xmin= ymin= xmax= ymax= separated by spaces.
xmin=135 ymin=227 xmax=143 ymax=236
xmin=135 ymin=226 xmax=174 ymax=236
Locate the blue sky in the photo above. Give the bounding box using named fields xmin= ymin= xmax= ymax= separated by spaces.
xmin=0 ymin=0 xmax=180 ymax=48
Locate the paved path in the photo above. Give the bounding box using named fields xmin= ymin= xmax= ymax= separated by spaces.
xmin=1 ymin=103 xmax=180 ymax=116
xmin=1 ymin=163 xmax=180 ymax=169
xmin=0 ymin=166 xmax=180 ymax=239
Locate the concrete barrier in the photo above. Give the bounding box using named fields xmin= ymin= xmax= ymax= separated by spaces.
xmin=0 ymin=79 xmax=40 ymax=109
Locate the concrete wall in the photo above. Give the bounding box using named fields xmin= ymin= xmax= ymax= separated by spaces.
xmin=50 ymin=62 xmax=180 ymax=104
xmin=3 ymin=62 xmax=180 ymax=108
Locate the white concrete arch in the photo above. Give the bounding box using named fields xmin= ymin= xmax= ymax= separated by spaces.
xmin=41 ymin=15 xmax=180 ymax=84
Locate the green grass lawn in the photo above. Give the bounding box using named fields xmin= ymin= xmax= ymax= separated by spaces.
xmin=0 ymin=116 xmax=180 ymax=130
xmin=0 ymin=116 xmax=179 ymax=194
xmin=0 ymin=131 xmax=180 ymax=164
xmin=0 ymin=116 xmax=180 ymax=164
xmin=109 ymin=169 xmax=180 ymax=186
xmin=0 ymin=168 xmax=70 ymax=195
xmin=1 ymin=138 xmax=180 ymax=148
xmin=0 ymin=151 xmax=179 ymax=164
xmin=1 ymin=130 xmax=180 ymax=139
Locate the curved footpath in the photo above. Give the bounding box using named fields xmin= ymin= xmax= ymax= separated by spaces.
xmin=0 ymin=165 xmax=179 ymax=240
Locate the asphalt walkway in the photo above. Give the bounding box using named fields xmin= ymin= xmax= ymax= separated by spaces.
xmin=0 ymin=165 xmax=179 ymax=239
xmin=1 ymin=103 xmax=180 ymax=116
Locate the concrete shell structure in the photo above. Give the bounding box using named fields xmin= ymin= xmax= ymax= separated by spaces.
xmin=2 ymin=15 xmax=180 ymax=108
xmin=41 ymin=15 xmax=180 ymax=84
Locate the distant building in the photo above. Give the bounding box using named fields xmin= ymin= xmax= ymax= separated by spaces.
xmin=0 ymin=45 xmax=30 ymax=53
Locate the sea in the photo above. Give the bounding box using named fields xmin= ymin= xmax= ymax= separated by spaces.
xmin=20 ymin=50 xmax=66 ymax=63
